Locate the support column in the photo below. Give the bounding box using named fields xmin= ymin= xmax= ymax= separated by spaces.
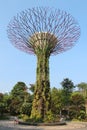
xmin=31 ymin=53 xmax=51 ymax=119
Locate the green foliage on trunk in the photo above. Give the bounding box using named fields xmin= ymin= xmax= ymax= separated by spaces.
xmin=31 ymin=53 xmax=51 ymax=119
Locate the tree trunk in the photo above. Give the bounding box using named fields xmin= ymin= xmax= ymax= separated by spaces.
xmin=31 ymin=53 xmax=51 ymax=119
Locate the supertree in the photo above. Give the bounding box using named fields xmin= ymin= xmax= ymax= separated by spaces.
xmin=7 ymin=7 xmax=80 ymax=119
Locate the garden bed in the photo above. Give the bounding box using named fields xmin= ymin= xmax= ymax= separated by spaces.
xmin=19 ymin=121 xmax=66 ymax=126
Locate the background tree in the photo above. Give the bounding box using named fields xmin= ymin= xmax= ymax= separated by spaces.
xmin=0 ymin=93 xmax=5 ymax=116
xmin=9 ymin=82 xmax=30 ymax=115
xmin=3 ymin=93 xmax=12 ymax=114
xmin=61 ymin=78 xmax=75 ymax=107
xmin=70 ymin=92 xmax=85 ymax=119
xmin=0 ymin=93 xmax=3 ymax=101
xmin=11 ymin=82 xmax=28 ymax=99
xmin=77 ymin=82 xmax=87 ymax=114
xmin=51 ymin=87 xmax=63 ymax=116
xmin=77 ymin=82 xmax=87 ymax=98
xmin=29 ymin=84 xmax=35 ymax=93
xmin=7 ymin=7 xmax=80 ymax=120
xmin=0 ymin=93 xmax=12 ymax=117
xmin=20 ymin=102 xmax=32 ymax=116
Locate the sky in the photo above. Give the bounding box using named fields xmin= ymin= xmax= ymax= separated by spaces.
xmin=0 ymin=0 xmax=87 ymax=93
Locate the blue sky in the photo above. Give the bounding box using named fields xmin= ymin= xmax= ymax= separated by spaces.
xmin=0 ymin=0 xmax=87 ymax=93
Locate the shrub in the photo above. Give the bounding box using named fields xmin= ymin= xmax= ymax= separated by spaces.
xmin=44 ymin=110 xmax=55 ymax=123
xmin=20 ymin=102 xmax=32 ymax=116
xmin=78 ymin=110 xmax=86 ymax=120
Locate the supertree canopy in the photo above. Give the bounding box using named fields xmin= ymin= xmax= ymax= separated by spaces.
xmin=7 ymin=7 xmax=80 ymax=120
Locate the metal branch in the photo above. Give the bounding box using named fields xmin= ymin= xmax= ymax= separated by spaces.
xmin=7 ymin=7 xmax=80 ymax=55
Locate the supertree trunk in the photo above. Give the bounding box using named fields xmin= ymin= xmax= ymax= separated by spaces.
xmin=31 ymin=53 xmax=51 ymax=119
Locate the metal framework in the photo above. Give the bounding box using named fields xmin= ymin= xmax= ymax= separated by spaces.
xmin=7 ymin=7 xmax=80 ymax=56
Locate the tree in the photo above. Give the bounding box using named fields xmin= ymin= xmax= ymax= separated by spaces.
xmin=29 ymin=84 xmax=35 ymax=93
xmin=0 ymin=93 xmax=3 ymax=101
xmin=3 ymin=93 xmax=12 ymax=113
xmin=9 ymin=82 xmax=30 ymax=115
xmin=0 ymin=93 xmax=5 ymax=116
xmin=70 ymin=92 xmax=85 ymax=119
xmin=51 ymin=87 xmax=63 ymax=116
xmin=11 ymin=82 xmax=28 ymax=99
xmin=9 ymin=97 xmax=22 ymax=115
xmin=0 ymin=103 xmax=5 ymax=116
xmin=7 ymin=7 xmax=80 ymax=120
xmin=77 ymin=82 xmax=87 ymax=115
xmin=77 ymin=82 xmax=87 ymax=98
xmin=20 ymin=102 xmax=32 ymax=116
xmin=61 ymin=78 xmax=75 ymax=106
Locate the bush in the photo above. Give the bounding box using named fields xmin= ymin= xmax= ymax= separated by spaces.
xmin=20 ymin=102 xmax=32 ymax=116
xmin=0 ymin=103 xmax=6 ymax=116
xmin=44 ymin=110 xmax=55 ymax=123
xmin=19 ymin=114 xmax=29 ymax=121
xmin=78 ymin=110 xmax=86 ymax=120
